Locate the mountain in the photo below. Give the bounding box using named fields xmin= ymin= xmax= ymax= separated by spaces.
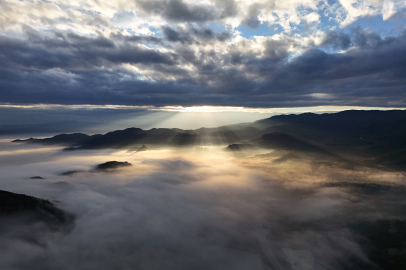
xmin=248 ymin=111 xmax=406 ymax=171
xmin=255 ymin=110 xmax=406 ymax=132
xmin=0 ymin=190 xmax=74 ymax=231
xmin=253 ymin=132 xmax=324 ymax=152
xmin=68 ymin=128 xmax=145 ymax=150
xmin=171 ymin=133 xmax=201 ymax=145
xmin=11 ymin=110 xmax=406 ymax=171
xmin=227 ymin=132 xmax=353 ymax=166
xmin=13 ymin=133 xmax=90 ymax=145
xmin=63 ymin=128 xmax=200 ymax=150
xmin=95 ymin=161 xmax=132 ymax=171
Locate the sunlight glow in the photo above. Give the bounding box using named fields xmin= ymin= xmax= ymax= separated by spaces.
xmin=1 ymin=103 xmax=405 ymax=114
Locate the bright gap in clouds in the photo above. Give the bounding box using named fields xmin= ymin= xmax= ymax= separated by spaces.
xmin=1 ymin=104 xmax=406 ymax=133
xmin=136 ymin=106 xmax=406 ymax=129
xmin=2 ymin=104 xmax=406 ymax=113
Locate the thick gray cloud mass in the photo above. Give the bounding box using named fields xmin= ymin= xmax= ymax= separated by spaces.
xmin=136 ymin=0 xmax=238 ymax=22
xmin=1 ymin=27 xmax=405 ymax=108
xmin=1 ymin=0 xmax=405 ymax=110
xmin=162 ymin=26 xmax=231 ymax=44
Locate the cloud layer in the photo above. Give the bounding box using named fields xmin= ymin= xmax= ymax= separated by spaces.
xmin=1 ymin=140 xmax=406 ymax=269
xmin=0 ymin=0 xmax=405 ymax=108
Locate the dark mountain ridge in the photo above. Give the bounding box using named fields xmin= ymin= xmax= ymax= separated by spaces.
xmin=95 ymin=161 xmax=132 ymax=171
xmin=0 ymin=190 xmax=74 ymax=231
xmin=13 ymin=133 xmax=90 ymax=145
xmin=255 ymin=110 xmax=406 ymax=131
xmin=11 ymin=110 xmax=406 ymax=171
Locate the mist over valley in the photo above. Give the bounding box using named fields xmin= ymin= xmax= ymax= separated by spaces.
xmin=2 ymin=110 xmax=406 ymax=269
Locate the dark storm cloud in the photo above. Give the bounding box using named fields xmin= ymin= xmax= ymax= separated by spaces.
xmin=136 ymin=0 xmax=237 ymax=23
xmin=1 ymin=28 xmax=406 ymax=107
xmin=290 ymin=29 xmax=406 ymax=82
xmin=190 ymin=27 xmax=231 ymax=42
xmin=320 ymin=31 xmax=351 ymax=50
xmin=0 ymin=67 xmax=212 ymax=107
xmin=0 ymin=106 xmax=169 ymax=136
xmin=162 ymin=26 xmax=195 ymax=44
xmin=110 ymin=32 xmax=164 ymax=45
xmin=228 ymin=29 xmax=406 ymax=106
xmin=0 ymin=31 xmax=177 ymax=70
xmin=162 ymin=26 xmax=232 ymax=44
xmin=320 ymin=27 xmax=391 ymax=51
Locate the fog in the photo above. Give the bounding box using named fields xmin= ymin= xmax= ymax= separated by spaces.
xmin=1 ymin=140 xmax=405 ymax=270
xmin=0 ymin=107 xmax=277 ymax=136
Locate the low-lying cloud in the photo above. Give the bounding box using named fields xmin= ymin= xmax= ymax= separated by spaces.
xmin=1 ymin=141 xmax=406 ymax=269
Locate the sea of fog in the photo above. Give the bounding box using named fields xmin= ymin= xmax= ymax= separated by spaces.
xmin=1 ymin=139 xmax=405 ymax=270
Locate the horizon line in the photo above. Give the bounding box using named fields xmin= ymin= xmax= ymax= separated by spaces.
xmin=1 ymin=104 xmax=406 ymax=114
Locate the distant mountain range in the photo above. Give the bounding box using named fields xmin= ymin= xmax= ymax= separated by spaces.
xmin=12 ymin=110 xmax=406 ymax=171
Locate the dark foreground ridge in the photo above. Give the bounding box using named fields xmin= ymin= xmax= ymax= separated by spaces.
xmin=0 ymin=189 xmax=75 ymax=231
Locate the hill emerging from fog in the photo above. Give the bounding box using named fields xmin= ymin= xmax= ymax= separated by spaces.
xmin=0 ymin=190 xmax=74 ymax=231
xmin=12 ymin=110 xmax=406 ymax=171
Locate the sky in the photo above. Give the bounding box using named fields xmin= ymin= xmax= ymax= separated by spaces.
xmin=1 ymin=0 xmax=406 ymax=130
xmin=1 ymin=2 xmax=406 ymax=267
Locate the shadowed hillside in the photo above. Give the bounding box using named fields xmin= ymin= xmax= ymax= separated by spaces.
xmin=0 ymin=190 xmax=74 ymax=231
xmin=12 ymin=110 xmax=406 ymax=171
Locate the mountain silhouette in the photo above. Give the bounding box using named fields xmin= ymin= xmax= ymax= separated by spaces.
xmin=0 ymin=190 xmax=74 ymax=231
xmin=13 ymin=133 xmax=90 ymax=145
xmin=12 ymin=110 xmax=406 ymax=171
xmin=95 ymin=161 xmax=132 ymax=171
